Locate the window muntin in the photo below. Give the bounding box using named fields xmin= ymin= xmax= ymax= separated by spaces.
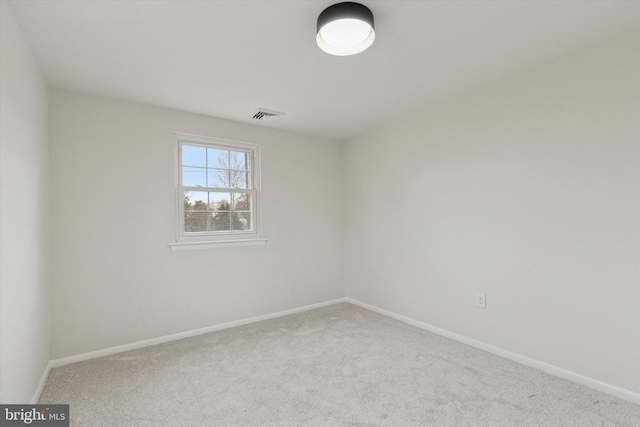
xmin=176 ymin=134 xmax=261 ymax=243
xmin=183 ymin=191 xmax=252 ymax=233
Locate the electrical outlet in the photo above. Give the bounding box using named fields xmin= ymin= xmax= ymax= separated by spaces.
xmin=475 ymin=293 xmax=486 ymax=309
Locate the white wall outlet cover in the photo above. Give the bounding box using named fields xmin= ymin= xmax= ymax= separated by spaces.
xmin=476 ymin=293 xmax=486 ymax=309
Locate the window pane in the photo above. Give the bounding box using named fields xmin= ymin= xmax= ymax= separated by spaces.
xmin=232 ymin=193 xmax=250 ymax=211
xmin=230 ymin=150 xmax=248 ymax=171
xmin=182 ymin=145 xmax=206 ymax=167
xmin=209 ymin=192 xmax=230 ymax=211
xmin=178 ymin=136 xmax=259 ymax=239
xmin=211 ymin=211 xmax=231 ymax=231
xmin=184 ymin=191 xmax=208 ymax=211
xmin=207 ymin=148 xmax=228 ymax=169
xmin=208 ymin=169 xmax=229 ymax=188
xmin=230 ymin=171 xmax=250 ymax=189
xmin=183 ymin=167 xmax=206 ymax=187
xmin=233 ymin=212 xmax=251 ymax=231
xmin=184 ymin=212 xmax=208 ymax=233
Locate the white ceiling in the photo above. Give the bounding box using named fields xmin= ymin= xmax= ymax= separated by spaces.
xmin=9 ymin=0 xmax=640 ymax=141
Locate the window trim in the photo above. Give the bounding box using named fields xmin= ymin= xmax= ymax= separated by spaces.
xmin=170 ymin=132 xmax=266 ymax=250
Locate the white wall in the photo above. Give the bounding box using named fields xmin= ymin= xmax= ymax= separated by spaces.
xmin=49 ymin=89 xmax=344 ymax=358
xmin=343 ymin=33 xmax=640 ymax=394
xmin=0 ymin=2 xmax=51 ymax=403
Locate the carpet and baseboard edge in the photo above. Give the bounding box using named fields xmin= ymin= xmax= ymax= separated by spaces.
xmin=31 ymin=298 xmax=346 ymax=403
xmin=344 ymin=298 xmax=640 ymax=406
xmin=33 ymin=297 xmax=640 ymax=406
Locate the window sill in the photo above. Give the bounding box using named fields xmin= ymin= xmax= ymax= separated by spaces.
xmin=169 ymin=238 xmax=268 ymax=251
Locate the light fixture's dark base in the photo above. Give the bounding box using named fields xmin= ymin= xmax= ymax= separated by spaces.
xmin=317 ymin=2 xmax=374 ymax=33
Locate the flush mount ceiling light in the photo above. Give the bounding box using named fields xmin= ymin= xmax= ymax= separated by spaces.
xmin=316 ymin=2 xmax=375 ymax=56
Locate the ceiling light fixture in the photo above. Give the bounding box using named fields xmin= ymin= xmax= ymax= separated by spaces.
xmin=316 ymin=2 xmax=375 ymax=56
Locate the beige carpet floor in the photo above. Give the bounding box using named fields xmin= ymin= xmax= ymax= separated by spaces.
xmin=39 ymin=303 xmax=640 ymax=426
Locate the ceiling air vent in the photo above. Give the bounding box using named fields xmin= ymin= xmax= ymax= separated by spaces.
xmin=252 ymin=108 xmax=285 ymax=121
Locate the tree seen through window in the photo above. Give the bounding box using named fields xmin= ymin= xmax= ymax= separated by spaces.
xmin=182 ymin=146 xmax=252 ymax=233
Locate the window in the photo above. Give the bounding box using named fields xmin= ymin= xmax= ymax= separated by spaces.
xmin=171 ymin=133 xmax=266 ymax=250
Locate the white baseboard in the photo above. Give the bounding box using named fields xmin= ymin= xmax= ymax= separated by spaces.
xmin=31 ymin=360 xmax=53 ymax=404
xmin=345 ymin=297 xmax=640 ymax=406
xmin=36 ymin=296 xmax=639 ymax=406
xmin=49 ymin=298 xmax=348 ymax=369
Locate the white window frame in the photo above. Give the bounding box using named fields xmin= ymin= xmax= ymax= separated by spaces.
xmin=170 ymin=133 xmax=267 ymax=251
